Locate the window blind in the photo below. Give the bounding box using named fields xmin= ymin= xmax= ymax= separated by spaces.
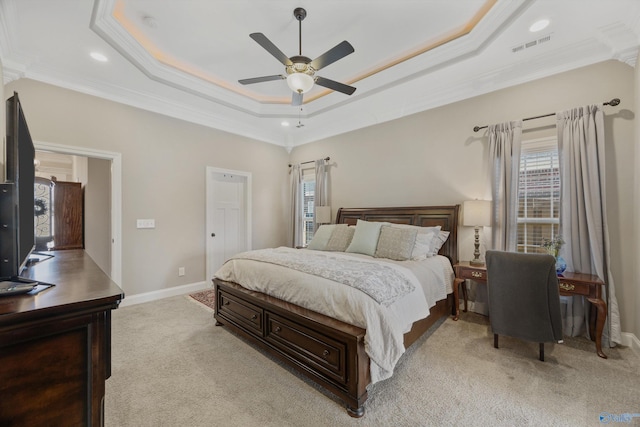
xmin=302 ymin=176 xmax=315 ymax=246
xmin=517 ymin=137 xmax=560 ymax=253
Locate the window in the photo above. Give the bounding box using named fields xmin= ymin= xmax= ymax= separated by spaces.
xmin=517 ymin=137 xmax=560 ymax=253
xmin=301 ymin=175 xmax=315 ymax=246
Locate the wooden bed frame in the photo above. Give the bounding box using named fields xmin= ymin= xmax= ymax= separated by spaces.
xmin=213 ymin=205 xmax=459 ymax=417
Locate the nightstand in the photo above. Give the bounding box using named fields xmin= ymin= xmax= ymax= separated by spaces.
xmin=452 ymin=262 xmax=486 ymax=321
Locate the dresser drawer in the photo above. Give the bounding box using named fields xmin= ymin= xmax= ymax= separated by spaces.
xmin=217 ymin=290 xmax=263 ymax=334
xmin=458 ymin=267 xmax=486 ymax=281
xmin=265 ymin=313 xmax=347 ymax=385
xmin=558 ymin=280 xmax=590 ymax=296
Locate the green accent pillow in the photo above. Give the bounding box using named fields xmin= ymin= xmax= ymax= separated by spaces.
xmin=346 ymin=219 xmax=386 ymax=256
xmin=307 ymin=224 xmax=339 ymax=250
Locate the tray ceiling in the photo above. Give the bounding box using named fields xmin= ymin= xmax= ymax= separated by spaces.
xmin=1 ymin=0 xmax=639 ymax=149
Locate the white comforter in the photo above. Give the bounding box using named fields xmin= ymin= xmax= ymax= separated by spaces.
xmin=214 ymin=247 xmax=453 ymax=384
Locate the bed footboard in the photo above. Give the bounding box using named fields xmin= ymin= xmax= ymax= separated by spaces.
xmin=213 ymin=278 xmax=370 ymax=417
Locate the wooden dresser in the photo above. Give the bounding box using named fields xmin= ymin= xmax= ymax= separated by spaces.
xmin=0 ymin=250 xmax=124 ymax=426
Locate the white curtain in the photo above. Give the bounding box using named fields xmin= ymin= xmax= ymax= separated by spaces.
xmin=488 ymin=121 xmax=522 ymax=251
xmin=465 ymin=121 xmax=523 ymax=316
xmin=557 ymin=105 xmax=621 ymax=345
xmin=289 ymin=164 xmax=303 ymax=248
xmin=313 ymin=159 xmax=328 ymax=231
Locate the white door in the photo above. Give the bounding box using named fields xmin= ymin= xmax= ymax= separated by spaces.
xmin=206 ymin=167 xmax=252 ymax=282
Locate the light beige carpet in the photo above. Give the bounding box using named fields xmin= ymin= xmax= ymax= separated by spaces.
xmin=105 ymin=295 xmax=639 ymax=427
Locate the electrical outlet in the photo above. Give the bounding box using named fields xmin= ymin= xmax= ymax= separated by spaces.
xmin=178 ymin=267 xmax=185 ymax=277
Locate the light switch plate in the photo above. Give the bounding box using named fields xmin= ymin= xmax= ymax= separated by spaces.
xmin=136 ymin=219 xmax=155 ymax=229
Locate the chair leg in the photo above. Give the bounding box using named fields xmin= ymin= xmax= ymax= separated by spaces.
xmin=494 ymin=334 xmax=499 ymax=349
xmin=539 ymin=343 xmax=544 ymax=362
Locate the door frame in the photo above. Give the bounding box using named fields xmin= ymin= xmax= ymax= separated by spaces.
xmin=34 ymin=140 xmax=122 ymax=286
xmin=205 ymin=166 xmax=252 ymax=283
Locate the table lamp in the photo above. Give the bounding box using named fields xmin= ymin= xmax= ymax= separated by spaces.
xmin=315 ymin=206 xmax=332 ymax=225
xmin=463 ymin=200 xmax=491 ymax=266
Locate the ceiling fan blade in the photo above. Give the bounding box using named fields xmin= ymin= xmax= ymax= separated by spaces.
xmin=250 ymin=33 xmax=293 ymax=66
xmin=238 ymin=75 xmax=285 ymax=85
xmin=292 ymin=92 xmax=303 ymax=106
xmin=315 ymin=76 xmax=356 ymax=95
xmin=309 ymin=41 xmax=354 ymax=71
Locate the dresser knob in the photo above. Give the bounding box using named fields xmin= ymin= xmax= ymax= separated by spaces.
xmin=251 ymin=314 xmax=257 ymax=320
xmin=274 ymin=326 xmax=282 ymax=333
xmin=471 ymin=271 xmax=482 ymax=278
xmin=322 ymin=350 xmax=329 ymax=357
xmin=223 ymin=300 xmax=230 ymax=306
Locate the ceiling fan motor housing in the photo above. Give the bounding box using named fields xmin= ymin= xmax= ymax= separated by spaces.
xmin=286 ymin=56 xmax=315 ymax=76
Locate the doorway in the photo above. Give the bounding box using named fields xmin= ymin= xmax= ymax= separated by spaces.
xmin=33 ymin=141 xmax=122 ymax=285
xmin=205 ymin=167 xmax=252 ymax=282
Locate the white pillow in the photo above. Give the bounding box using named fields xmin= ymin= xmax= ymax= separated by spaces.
xmin=307 ymin=224 xmax=339 ymax=250
xmin=411 ymin=231 xmax=437 ymax=260
xmin=429 ymin=230 xmax=450 ymax=256
xmin=346 ymin=219 xmax=386 ymax=256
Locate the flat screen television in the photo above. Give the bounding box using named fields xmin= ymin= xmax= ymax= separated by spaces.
xmin=0 ymin=92 xmax=36 ymax=280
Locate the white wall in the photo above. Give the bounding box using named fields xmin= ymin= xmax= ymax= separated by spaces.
xmin=85 ymin=157 xmax=111 ymax=275
xmin=291 ymin=60 xmax=638 ymax=338
xmin=5 ymin=78 xmax=290 ymax=297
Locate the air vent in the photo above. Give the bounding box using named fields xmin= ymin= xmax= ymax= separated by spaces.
xmin=512 ymin=33 xmax=553 ymax=53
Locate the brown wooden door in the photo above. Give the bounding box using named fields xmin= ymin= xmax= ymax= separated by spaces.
xmin=52 ymin=181 xmax=84 ymax=250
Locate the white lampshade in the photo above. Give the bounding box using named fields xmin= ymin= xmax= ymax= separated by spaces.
xmin=315 ymin=206 xmax=332 ymax=224
xmin=286 ymin=72 xmax=314 ymax=94
xmin=463 ymin=200 xmax=491 ymax=227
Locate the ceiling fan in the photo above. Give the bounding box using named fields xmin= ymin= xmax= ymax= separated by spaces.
xmin=239 ymin=7 xmax=356 ymax=106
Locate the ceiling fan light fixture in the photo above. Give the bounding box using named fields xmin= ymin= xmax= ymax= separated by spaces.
xmin=286 ymin=72 xmax=314 ymax=94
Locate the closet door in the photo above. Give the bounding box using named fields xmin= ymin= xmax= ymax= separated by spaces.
xmin=52 ymin=181 xmax=84 ymax=250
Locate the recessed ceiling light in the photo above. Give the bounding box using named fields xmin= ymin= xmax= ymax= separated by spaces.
xmin=281 ymin=121 xmax=290 ymax=127
xmin=529 ymin=19 xmax=550 ymax=33
xmin=90 ymin=52 xmax=108 ymax=62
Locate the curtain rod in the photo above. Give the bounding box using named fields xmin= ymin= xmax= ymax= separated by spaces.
xmin=288 ymin=156 xmax=330 ymax=167
xmin=472 ymin=98 xmax=621 ymax=132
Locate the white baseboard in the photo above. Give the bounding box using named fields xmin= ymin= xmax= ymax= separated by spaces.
xmin=119 ymin=281 xmax=210 ymax=308
xmin=620 ymin=332 xmax=640 ymax=354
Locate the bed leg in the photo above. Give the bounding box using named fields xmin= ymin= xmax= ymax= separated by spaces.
xmin=347 ymin=405 xmax=364 ymax=418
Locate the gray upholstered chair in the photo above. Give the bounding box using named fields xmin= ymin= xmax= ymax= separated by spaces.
xmin=485 ymin=250 xmax=563 ymax=361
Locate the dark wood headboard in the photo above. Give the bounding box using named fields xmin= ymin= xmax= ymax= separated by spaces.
xmin=335 ymin=205 xmax=460 ymax=265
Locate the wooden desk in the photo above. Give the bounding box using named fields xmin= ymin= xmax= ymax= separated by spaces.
xmin=556 ymin=271 xmax=607 ymax=359
xmin=453 ymin=262 xmax=607 ymax=359
xmin=0 ymin=250 xmax=124 ymax=426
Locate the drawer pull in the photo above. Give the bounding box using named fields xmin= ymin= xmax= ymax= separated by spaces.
xmin=471 ymin=271 xmax=483 ymax=278
xmin=251 ymin=314 xmax=257 ymax=320
xmin=559 ymin=282 xmax=575 ymax=292
xmin=223 ymin=300 xmax=230 ymax=306
xmin=274 ymin=326 xmax=282 ymax=333
xmin=322 ymin=349 xmax=330 ymax=358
